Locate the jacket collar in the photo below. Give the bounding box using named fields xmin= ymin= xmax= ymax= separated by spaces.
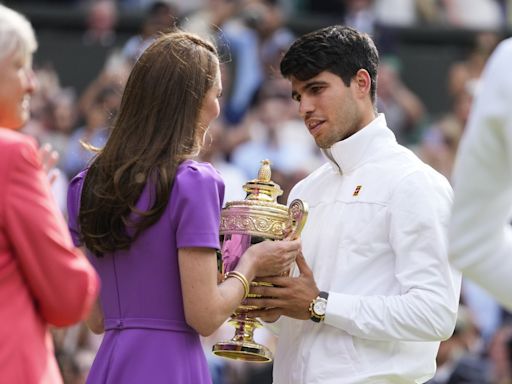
xmin=322 ymin=114 xmax=396 ymax=174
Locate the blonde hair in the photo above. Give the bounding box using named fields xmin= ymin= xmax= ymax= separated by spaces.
xmin=0 ymin=4 xmax=37 ymax=61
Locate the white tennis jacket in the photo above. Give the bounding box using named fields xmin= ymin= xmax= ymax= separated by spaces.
xmin=273 ymin=114 xmax=461 ymax=384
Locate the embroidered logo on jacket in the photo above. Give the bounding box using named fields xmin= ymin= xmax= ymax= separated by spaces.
xmin=353 ymin=185 xmax=362 ymax=196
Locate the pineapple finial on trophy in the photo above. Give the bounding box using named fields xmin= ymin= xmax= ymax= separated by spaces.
xmin=243 ymin=159 xmax=283 ymax=202
xmin=257 ymin=159 xmax=272 ymax=182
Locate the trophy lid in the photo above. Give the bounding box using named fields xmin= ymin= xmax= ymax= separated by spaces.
xmin=243 ymin=159 xmax=283 ymax=203
xmin=221 ymin=160 xmax=289 ymax=239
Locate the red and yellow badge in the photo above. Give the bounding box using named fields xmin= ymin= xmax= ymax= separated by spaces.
xmin=353 ymin=185 xmax=362 ymax=196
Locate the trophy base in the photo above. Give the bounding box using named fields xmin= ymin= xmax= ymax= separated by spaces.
xmin=212 ymin=340 xmax=273 ymax=363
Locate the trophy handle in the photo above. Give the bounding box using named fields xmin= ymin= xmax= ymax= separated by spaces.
xmin=288 ymin=199 xmax=308 ymax=240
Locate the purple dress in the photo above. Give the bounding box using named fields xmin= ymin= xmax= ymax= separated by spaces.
xmin=67 ymin=160 xmax=224 ymax=384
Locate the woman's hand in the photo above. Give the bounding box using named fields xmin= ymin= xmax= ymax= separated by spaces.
xmin=242 ymin=238 xmax=301 ymax=278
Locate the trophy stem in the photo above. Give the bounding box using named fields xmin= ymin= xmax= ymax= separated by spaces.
xmin=212 ymin=313 xmax=273 ymax=363
xmin=230 ymin=313 xmax=257 ymax=343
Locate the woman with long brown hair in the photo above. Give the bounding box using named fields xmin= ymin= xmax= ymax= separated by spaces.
xmin=67 ymin=31 xmax=300 ymax=383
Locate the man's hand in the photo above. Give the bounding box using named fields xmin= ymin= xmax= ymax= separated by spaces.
xmin=246 ymin=252 xmax=320 ymax=321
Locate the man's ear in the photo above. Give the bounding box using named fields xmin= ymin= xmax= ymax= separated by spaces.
xmin=353 ymin=69 xmax=372 ymax=98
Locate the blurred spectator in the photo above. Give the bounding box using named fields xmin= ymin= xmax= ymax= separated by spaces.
xmin=230 ymin=90 xmax=323 ymax=182
xmin=343 ymin=0 xmax=376 ymax=36
xmin=78 ymin=50 xmax=129 ymax=118
xmin=184 ymin=0 xmax=295 ymax=125
xmin=181 ymin=0 xmax=242 ymax=44
xmin=376 ymin=56 xmax=426 ymax=145
xmin=122 ymin=1 xmax=179 ymax=64
xmin=413 ymin=0 xmax=441 ymax=24
xmin=374 ymin=0 xmax=418 ymax=27
xmin=43 ymin=90 xmax=79 ymax=214
xmin=223 ymin=0 xmax=295 ymax=124
xmin=17 ymin=67 xmax=77 ymax=214
xmin=488 ymin=325 xmax=512 ymax=384
xmin=448 ymin=31 xmax=500 ymax=98
xmin=197 ymin=120 xmax=247 ymax=204
xmin=83 ymin=0 xmax=118 ymax=46
xmin=442 ymin=0 xmax=505 ymax=30
xmin=462 ymin=279 xmax=504 ymax=346
xmin=418 ymin=79 xmax=476 ymax=178
xmin=22 ymin=66 xmax=62 ymax=139
xmin=43 ymin=89 xmax=78 ymax=162
xmin=243 ymin=0 xmax=295 ymax=77
xmin=119 ymin=0 xmax=198 ymax=14
xmin=63 ymin=87 xmax=117 ymax=178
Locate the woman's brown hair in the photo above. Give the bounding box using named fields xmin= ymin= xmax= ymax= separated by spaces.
xmin=79 ymin=32 xmax=219 ymax=256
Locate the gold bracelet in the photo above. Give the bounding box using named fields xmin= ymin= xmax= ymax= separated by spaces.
xmin=226 ymin=271 xmax=250 ymax=300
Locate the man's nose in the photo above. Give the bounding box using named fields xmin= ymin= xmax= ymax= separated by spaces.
xmin=298 ymin=97 xmax=314 ymax=118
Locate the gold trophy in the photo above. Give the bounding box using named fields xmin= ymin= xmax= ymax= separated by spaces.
xmin=212 ymin=160 xmax=308 ymax=363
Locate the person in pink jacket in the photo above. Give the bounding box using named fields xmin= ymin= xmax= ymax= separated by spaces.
xmin=0 ymin=5 xmax=100 ymax=383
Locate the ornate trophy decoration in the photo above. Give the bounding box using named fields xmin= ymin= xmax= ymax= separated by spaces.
xmin=212 ymin=160 xmax=308 ymax=363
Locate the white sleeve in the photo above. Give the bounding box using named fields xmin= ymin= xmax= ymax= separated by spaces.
xmin=325 ymin=171 xmax=461 ymax=341
xmin=449 ymin=39 xmax=512 ymax=311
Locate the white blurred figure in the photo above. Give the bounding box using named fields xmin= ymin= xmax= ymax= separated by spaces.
xmin=449 ymin=38 xmax=512 ymax=311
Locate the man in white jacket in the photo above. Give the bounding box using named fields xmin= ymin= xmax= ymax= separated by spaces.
xmin=247 ymin=25 xmax=461 ymax=383
xmin=449 ymin=37 xmax=512 ymax=312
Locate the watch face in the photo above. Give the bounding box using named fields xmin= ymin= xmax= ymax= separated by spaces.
xmin=313 ymin=299 xmax=327 ymax=316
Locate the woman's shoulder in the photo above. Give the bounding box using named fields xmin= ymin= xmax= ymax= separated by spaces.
xmin=176 ymin=159 xmax=223 ymax=185
xmin=172 ymin=160 xmax=225 ymax=208
xmin=172 ymin=160 xmax=225 ymax=201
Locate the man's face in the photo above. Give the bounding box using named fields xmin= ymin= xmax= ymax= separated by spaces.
xmin=291 ymin=71 xmax=361 ymax=149
xmin=0 ymin=49 xmax=36 ymax=129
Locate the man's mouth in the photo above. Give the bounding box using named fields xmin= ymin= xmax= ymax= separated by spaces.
xmin=306 ymin=119 xmax=326 ymax=135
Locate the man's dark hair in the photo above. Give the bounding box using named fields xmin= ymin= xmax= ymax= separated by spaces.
xmin=280 ymin=25 xmax=379 ymax=103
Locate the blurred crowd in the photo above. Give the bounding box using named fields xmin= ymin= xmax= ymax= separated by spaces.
xmin=9 ymin=0 xmax=512 ymax=383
